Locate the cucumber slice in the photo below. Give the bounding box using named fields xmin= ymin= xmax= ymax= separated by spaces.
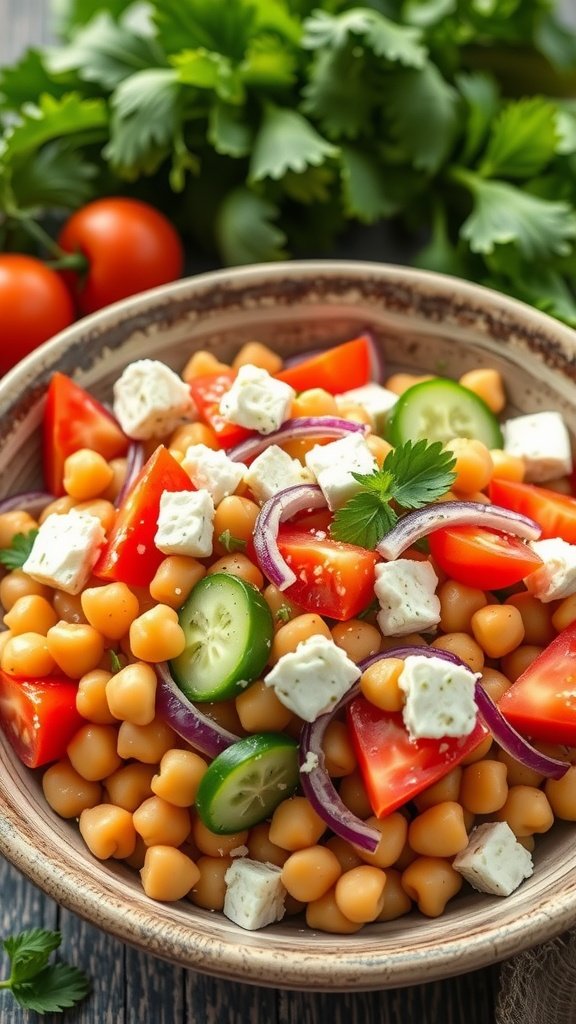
xmin=195 ymin=733 xmax=299 ymax=833
xmin=386 ymin=378 xmax=503 ymax=448
xmin=170 ymin=573 xmax=273 ymax=702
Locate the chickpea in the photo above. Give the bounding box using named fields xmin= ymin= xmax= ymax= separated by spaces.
xmin=104 ymin=763 xmax=156 ymax=812
xmin=106 ymin=662 xmax=157 ymax=725
xmin=67 ymin=724 xmax=121 ymax=781
xmin=133 ymin=796 xmax=191 ymax=848
xmin=376 ymin=868 xmax=413 ymax=921
xmin=268 ymin=797 xmax=326 ymax=851
xmin=76 ymin=669 xmax=117 ymax=725
xmin=79 ymin=804 xmax=136 ymax=860
xmin=140 ymin=846 xmax=200 ymax=901
xmin=247 ymin=822 xmax=289 ymax=868
xmin=496 ymin=785 xmax=554 ymax=836
xmin=408 ymin=802 xmax=469 ymax=857
xmin=459 ymin=760 xmax=508 ymax=814
xmin=129 ymin=605 xmax=186 ymax=663
xmin=401 ymin=857 xmax=463 ymax=917
xmin=305 ymin=888 xmax=363 ymax=934
xmin=81 ymin=582 xmax=140 ymax=640
xmin=331 ymin=620 xmax=380 ymax=662
xmin=151 ymin=749 xmax=208 ymax=807
xmin=42 ymin=760 xmax=102 ymax=818
xmin=356 ymin=814 xmax=408 ymax=869
xmin=334 ymin=866 xmax=387 ymax=923
xmin=149 ymin=556 xmax=206 ymax=609
xmin=281 ymin=846 xmax=342 ymax=903
xmin=470 ymin=604 xmax=525 ymax=659
xmin=46 ymin=621 xmax=105 ymax=678
xmin=188 ymin=855 xmax=232 ymax=910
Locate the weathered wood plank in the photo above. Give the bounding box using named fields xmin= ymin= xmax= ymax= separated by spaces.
xmin=185 ymin=970 xmax=278 ymax=1024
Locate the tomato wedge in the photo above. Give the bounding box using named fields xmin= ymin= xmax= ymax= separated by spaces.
xmin=275 ymin=336 xmax=372 ymax=395
xmin=276 ymin=528 xmax=378 ymax=620
xmin=498 ymin=622 xmax=576 ymax=744
xmin=189 ymin=371 xmax=253 ymax=449
xmin=489 ymin=478 xmax=576 ymax=544
xmin=428 ymin=525 xmax=543 ymax=590
xmin=94 ymin=445 xmax=194 ymax=587
xmin=43 ymin=372 xmax=129 ymax=496
xmin=0 ymin=671 xmax=83 ymax=768
xmin=347 ymin=696 xmax=489 ymax=818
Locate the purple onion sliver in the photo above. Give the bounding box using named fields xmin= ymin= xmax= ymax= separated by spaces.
xmin=227 ymin=417 xmax=367 ymax=464
xmin=474 ymin=683 xmax=569 ymax=780
xmin=377 ymin=501 xmax=541 ymax=560
xmin=253 ymin=484 xmax=328 ymax=590
xmin=155 ymin=662 xmax=239 ymax=758
xmin=115 ymin=442 xmax=145 ymax=507
xmin=0 ymin=491 xmax=54 ymax=517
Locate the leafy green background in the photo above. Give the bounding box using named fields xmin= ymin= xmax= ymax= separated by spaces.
xmin=2 ymin=0 xmax=576 ymax=322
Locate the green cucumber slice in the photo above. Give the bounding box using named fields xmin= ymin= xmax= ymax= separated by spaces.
xmin=386 ymin=378 xmax=503 ymax=448
xmin=170 ymin=573 xmax=273 ymax=702
xmin=195 ymin=733 xmax=299 ymax=833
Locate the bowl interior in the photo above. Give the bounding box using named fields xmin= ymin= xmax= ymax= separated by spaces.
xmin=1 ymin=261 xmax=576 ymax=991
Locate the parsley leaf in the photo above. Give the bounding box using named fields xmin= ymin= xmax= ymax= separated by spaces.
xmin=479 ymin=97 xmax=560 ymax=179
xmin=385 ymin=62 xmax=461 ymax=174
xmin=0 ymin=93 xmax=108 ymax=165
xmin=249 ymin=105 xmax=337 ymax=183
xmin=216 ymin=187 xmax=287 ymax=265
xmin=331 ymin=439 xmax=456 ymax=549
xmin=109 ymin=649 xmax=125 ymax=673
xmin=276 ymin=604 xmax=292 ymax=623
xmin=457 ymin=71 xmax=500 ymax=166
xmin=11 ymin=142 xmax=98 ymax=210
xmin=0 ymin=929 xmax=89 ymax=1014
xmin=0 ymin=531 xmax=38 ymax=571
xmin=104 ymin=68 xmax=181 ymax=177
xmin=208 ymin=101 xmax=253 ymax=158
xmin=340 ymin=146 xmax=407 ymax=223
xmin=302 ymin=9 xmax=426 ymax=69
xmin=218 ymin=530 xmax=247 ymax=553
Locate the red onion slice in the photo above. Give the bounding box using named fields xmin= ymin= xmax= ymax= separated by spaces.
xmin=299 ymin=644 xmax=569 ymax=852
xmin=155 ymin=662 xmax=239 ymax=758
xmin=114 ymin=442 xmax=145 ymax=508
xmin=0 ymin=491 xmax=54 ymax=517
xmin=228 ymin=417 xmax=367 ymax=465
xmin=377 ymin=501 xmax=541 ymax=560
xmin=253 ymin=484 xmax=328 ymax=590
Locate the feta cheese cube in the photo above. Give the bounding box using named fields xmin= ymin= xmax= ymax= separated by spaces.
xmin=181 ymin=444 xmax=246 ymax=505
xmin=524 ymin=538 xmax=576 ymax=602
xmin=336 ymin=383 xmax=398 ymax=433
xmin=224 ymin=858 xmax=286 ymax=930
xmin=264 ymin=634 xmax=360 ymax=722
xmin=398 ymin=653 xmax=478 ymax=739
xmin=374 ymin=559 xmax=440 ymax=636
xmin=304 ymin=433 xmax=377 ymax=511
xmin=22 ymin=510 xmax=105 ymax=595
xmin=243 ymin=445 xmax=314 ymax=504
xmin=453 ymin=822 xmax=533 ymax=896
xmin=155 ymin=489 xmax=214 ymax=558
xmin=219 ymin=365 xmax=295 ymax=435
xmin=113 ymin=359 xmax=195 ymax=440
xmin=502 ymin=411 xmax=573 ymax=483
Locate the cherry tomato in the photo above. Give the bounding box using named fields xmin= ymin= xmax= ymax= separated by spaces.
xmin=347 ymin=696 xmax=489 ymax=818
xmin=498 ymin=622 xmax=576 ymax=744
xmin=0 ymin=255 xmax=75 ymax=376
xmin=0 ymin=670 xmax=83 ymax=768
xmin=428 ymin=524 xmax=543 ymax=590
xmin=57 ymin=198 xmax=184 ymax=315
xmin=490 ymin=478 xmax=576 ymax=545
xmin=276 ymin=528 xmax=379 ymax=620
xmin=275 ymin=335 xmax=372 ymax=394
xmin=94 ymin=444 xmax=195 ymax=587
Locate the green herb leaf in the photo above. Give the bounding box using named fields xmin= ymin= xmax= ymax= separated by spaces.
xmin=0 ymin=50 xmax=68 ymax=112
xmin=340 ymin=146 xmax=408 ymax=223
xmin=0 ymin=531 xmax=38 ymax=571
xmin=302 ymin=49 xmax=376 ymax=141
xmin=172 ymin=49 xmax=244 ymax=105
xmin=331 ymin=439 xmax=456 ymax=549
xmin=11 ymin=142 xmax=98 ymax=210
xmin=458 ymin=172 xmax=576 ymax=260
xmin=0 ymin=93 xmax=108 ymax=165
xmin=302 ymin=9 xmax=426 ymax=69
xmin=109 ymin=650 xmax=125 ymax=673
xmin=381 ymin=439 xmax=456 ymax=509
xmin=11 ymin=964 xmax=90 ymax=1013
xmin=276 ymin=604 xmax=292 ymax=623
xmin=208 ymin=101 xmax=253 ymax=158
xmin=216 ymin=187 xmax=287 ymax=265
xmin=239 ymin=36 xmax=298 ymax=91
xmin=154 ymin=0 xmax=255 ymax=61
xmin=3 ymin=929 xmax=61 ymax=983
xmin=46 ymin=8 xmax=164 ymax=91
xmin=479 ymin=97 xmax=560 ymax=179
xmin=457 ymin=71 xmax=500 ymax=166
xmin=218 ymin=530 xmax=247 ymax=553
xmin=104 ymin=68 xmax=180 ymax=177
xmin=385 ymin=62 xmax=461 ymax=174
xmin=249 ymin=105 xmax=337 ymax=183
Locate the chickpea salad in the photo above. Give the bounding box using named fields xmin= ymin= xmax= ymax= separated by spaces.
xmin=0 ymin=334 xmax=576 ymax=933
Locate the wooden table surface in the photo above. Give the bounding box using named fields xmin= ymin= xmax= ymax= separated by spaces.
xmin=0 ymin=4 xmax=564 ymax=1021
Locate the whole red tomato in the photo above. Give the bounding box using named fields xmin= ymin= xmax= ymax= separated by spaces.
xmin=58 ymin=197 xmax=184 ymax=315
xmin=0 ymin=254 xmax=75 ymax=376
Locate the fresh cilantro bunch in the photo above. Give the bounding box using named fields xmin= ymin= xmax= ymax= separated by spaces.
xmin=332 ymin=439 xmax=456 ymax=548
xmin=0 ymin=928 xmax=89 ymax=1013
xmin=2 ymin=0 xmax=576 ymax=321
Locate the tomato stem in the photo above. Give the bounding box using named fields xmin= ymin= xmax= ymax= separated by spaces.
xmin=13 ymin=214 xmax=89 ymax=273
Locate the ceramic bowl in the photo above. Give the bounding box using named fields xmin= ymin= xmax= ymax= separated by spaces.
xmin=1 ymin=261 xmax=576 ymax=992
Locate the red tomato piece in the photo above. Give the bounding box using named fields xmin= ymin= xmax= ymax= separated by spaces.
xmin=347 ymin=696 xmax=489 ymax=818
xmin=44 ymin=372 xmax=129 ymax=496
xmin=276 ymin=528 xmax=378 ymax=620
xmin=275 ymin=335 xmax=372 ymax=395
xmin=0 ymin=671 xmax=83 ymax=769
xmin=490 ymin=478 xmax=576 ymax=544
xmin=94 ymin=445 xmax=194 ymax=587
xmin=428 ymin=525 xmax=543 ymax=590
xmin=189 ymin=371 xmax=253 ymax=449
xmin=498 ymin=622 xmax=576 ymax=744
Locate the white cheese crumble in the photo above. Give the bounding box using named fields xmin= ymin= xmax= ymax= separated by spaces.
xmin=524 ymin=537 xmax=576 ymax=602
xmin=22 ymin=510 xmax=105 ymax=595
xmin=502 ymin=411 xmax=573 ymax=483
xmin=264 ymin=634 xmax=360 ymax=722
xmin=219 ymin=364 xmax=295 ymax=435
xmin=453 ymin=821 xmax=534 ymax=896
xmin=243 ymin=445 xmax=314 ymax=504
xmin=155 ymin=489 xmax=214 ymax=558
xmin=181 ymin=443 xmax=246 ymax=505
xmin=398 ymin=654 xmax=479 ymax=740
xmin=304 ymin=433 xmax=377 ymax=511
xmin=113 ymin=359 xmax=195 ymax=440
xmin=374 ymin=559 xmax=441 ymax=636
xmin=223 ymin=858 xmax=286 ymax=930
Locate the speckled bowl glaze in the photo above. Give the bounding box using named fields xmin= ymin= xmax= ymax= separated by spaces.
xmin=1 ymin=261 xmax=576 ymax=992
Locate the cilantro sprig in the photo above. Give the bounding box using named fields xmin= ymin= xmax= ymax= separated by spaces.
xmin=0 ymin=530 xmax=38 ymax=571
xmin=218 ymin=529 xmax=247 ymax=553
xmin=331 ymin=439 xmax=456 ymax=549
xmin=0 ymin=929 xmax=90 ymax=1014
